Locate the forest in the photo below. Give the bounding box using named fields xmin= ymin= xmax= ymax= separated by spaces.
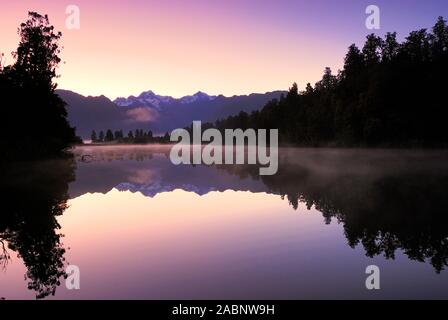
xmin=90 ymin=129 xmax=171 ymax=144
xmin=208 ymin=17 xmax=448 ymax=147
xmin=3 ymin=13 xmax=448 ymax=153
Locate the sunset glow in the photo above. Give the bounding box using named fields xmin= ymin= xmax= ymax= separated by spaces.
xmin=2 ymin=0 xmax=446 ymax=99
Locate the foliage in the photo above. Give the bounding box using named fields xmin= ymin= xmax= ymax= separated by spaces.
xmin=213 ymin=17 xmax=448 ymax=147
xmin=0 ymin=12 xmax=81 ymax=160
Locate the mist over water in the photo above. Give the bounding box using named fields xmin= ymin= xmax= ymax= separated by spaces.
xmin=1 ymin=145 xmax=448 ymax=299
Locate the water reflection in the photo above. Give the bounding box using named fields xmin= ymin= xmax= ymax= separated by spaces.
xmin=1 ymin=146 xmax=448 ymax=299
xmin=219 ymin=149 xmax=448 ymax=274
xmin=0 ymin=156 xmax=76 ymax=299
xmin=72 ymin=146 xmax=448 ymax=273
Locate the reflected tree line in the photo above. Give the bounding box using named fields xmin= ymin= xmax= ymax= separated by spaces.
xmin=90 ymin=129 xmax=171 ymax=144
xmin=218 ymin=152 xmax=448 ymax=273
xmin=0 ymin=157 xmax=75 ymax=299
xmin=2 ymin=147 xmax=448 ymax=300
xmin=75 ymin=147 xmax=448 ymax=274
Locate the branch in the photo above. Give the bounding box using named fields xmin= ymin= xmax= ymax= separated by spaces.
xmin=0 ymin=239 xmax=11 ymax=271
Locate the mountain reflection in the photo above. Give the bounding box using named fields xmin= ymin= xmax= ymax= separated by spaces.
xmin=72 ymin=146 xmax=448 ymax=273
xmin=0 ymin=156 xmax=76 ymax=299
xmin=1 ymin=146 xmax=448 ymax=299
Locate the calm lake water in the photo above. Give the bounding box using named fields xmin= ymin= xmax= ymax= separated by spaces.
xmin=1 ymin=145 xmax=448 ymax=299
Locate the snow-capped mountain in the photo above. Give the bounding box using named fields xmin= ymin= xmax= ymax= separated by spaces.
xmin=69 ymin=151 xmax=271 ymax=199
xmin=58 ymin=89 xmax=286 ymax=138
xmin=114 ymin=90 xmax=216 ymax=109
xmin=179 ymin=91 xmax=216 ymax=104
xmin=114 ymin=90 xmax=176 ymax=110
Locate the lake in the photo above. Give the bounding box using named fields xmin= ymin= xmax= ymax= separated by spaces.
xmin=1 ymin=145 xmax=448 ymax=299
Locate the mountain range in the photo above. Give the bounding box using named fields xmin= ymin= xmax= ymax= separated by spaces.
xmin=57 ymin=89 xmax=286 ymax=139
xmin=69 ymin=148 xmax=270 ymax=199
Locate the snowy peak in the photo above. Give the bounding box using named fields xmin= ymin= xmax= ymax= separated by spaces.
xmin=138 ymin=90 xmax=175 ymax=104
xmin=114 ymin=90 xmax=217 ymax=108
xmin=114 ymin=90 xmax=176 ymax=110
xmin=59 ymin=88 xmax=286 ymax=138
xmin=179 ymin=91 xmax=216 ymax=104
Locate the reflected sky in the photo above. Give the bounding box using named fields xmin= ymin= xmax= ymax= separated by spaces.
xmin=1 ymin=146 xmax=448 ymax=299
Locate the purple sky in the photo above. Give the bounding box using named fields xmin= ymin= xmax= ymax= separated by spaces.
xmin=2 ymin=0 xmax=447 ymax=98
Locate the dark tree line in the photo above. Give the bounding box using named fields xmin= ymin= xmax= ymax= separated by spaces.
xmin=0 ymin=12 xmax=81 ymax=160
xmin=217 ymin=151 xmax=448 ymax=273
xmin=90 ymin=129 xmax=170 ymax=144
xmin=211 ymin=17 xmax=448 ymax=147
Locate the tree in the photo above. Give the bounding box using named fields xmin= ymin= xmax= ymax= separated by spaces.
xmin=381 ymin=32 xmax=399 ymax=62
xmin=362 ymin=34 xmax=383 ymax=64
xmin=403 ymin=29 xmax=430 ymax=62
xmin=91 ymin=130 xmax=97 ymax=142
xmin=13 ymin=12 xmax=62 ymax=89
xmin=99 ymin=131 xmax=104 ymax=142
xmin=431 ymin=16 xmax=448 ymax=55
xmin=105 ymin=129 xmax=114 ymax=142
xmin=316 ymin=67 xmax=337 ymax=90
xmin=343 ymin=44 xmax=364 ymax=76
xmin=0 ymin=12 xmax=80 ymax=159
xmin=287 ymin=82 xmax=298 ymax=98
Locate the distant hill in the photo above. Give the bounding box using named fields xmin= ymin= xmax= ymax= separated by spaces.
xmin=57 ymin=90 xmax=125 ymax=140
xmin=58 ymin=89 xmax=286 ymax=139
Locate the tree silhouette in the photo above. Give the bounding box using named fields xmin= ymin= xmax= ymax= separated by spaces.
xmin=91 ymin=130 xmax=97 ymax=142
xmin=105 ymin=129 xmax=114 ymax=141
xmin=0 ymin=156 xmax=75 ymax=298
xmin=211 ymin=17 xmax=448 ymax=147
xmin=217 ymin=150 xmax=448 ymax=273
xmin=0 ymin=12 xmax=81 ymax=159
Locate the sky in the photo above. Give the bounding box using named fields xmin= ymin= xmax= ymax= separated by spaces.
xmin=1 ymin=0 xmax=447 ymax=99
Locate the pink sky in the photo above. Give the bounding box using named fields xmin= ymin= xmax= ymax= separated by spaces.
xmin=1 ymin=0 xmax=446 ymax=99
